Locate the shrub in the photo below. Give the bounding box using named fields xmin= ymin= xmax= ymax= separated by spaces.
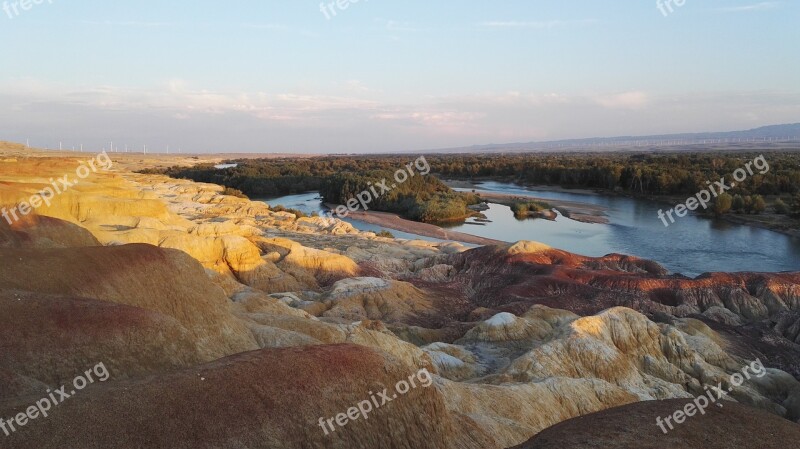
xmin=732 ymin=194 xmax=745 ymax=212
xmin=751 ymin=195 xmax=766 ymax=214
xmin=511 ymin=201 xmax=551 ymax=218
xmin=223 ymin=187 xmax=248 ymax=199
xmin=713 ymin=193 xmax=733 ymax=216
xmin=774 ymin=198 xmax=789 ymax=214
xmin=271 ymin=205 xmax=307 ymax=218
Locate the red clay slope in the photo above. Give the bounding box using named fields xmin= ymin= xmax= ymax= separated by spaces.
xmin=513 ymin=399 xmax=800 ymax=449
xmin=0 ymin=243 xmax=257 ymax=361
xmin=0 ymin=290 xmax=204 ymax=393
xmin=0 ymin=344 xmax=491 ymax=449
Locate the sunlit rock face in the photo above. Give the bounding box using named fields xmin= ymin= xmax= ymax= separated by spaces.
xmin=1 ymin=151 xmax=799 ymax=449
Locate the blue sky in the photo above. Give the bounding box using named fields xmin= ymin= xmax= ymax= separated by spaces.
xmin=0 ymin=0 xmax=798 ymax=153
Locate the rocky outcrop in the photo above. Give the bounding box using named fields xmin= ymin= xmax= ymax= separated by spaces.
xmin=253 ymin=236 xmax=360 ymax=289
xmin=493 ymin=307 xmax=800 ymax=416
xmin=317 ymin=277 xmax=435 ymax=323
xmin=423 ymin=342 xmax=488 ymax=381
xmin=438 ymin=376 xmax=638 ymax=447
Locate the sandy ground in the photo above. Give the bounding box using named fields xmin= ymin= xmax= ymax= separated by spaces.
xmin=345 ymin=210 xmax=506 ymax=246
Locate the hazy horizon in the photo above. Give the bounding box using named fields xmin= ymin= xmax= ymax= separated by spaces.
xmin=1 ymin=0 xmax=798 ymax=153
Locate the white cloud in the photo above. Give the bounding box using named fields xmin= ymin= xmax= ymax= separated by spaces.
xmin=594 ymin=91 xmax=649 ymax=110
xmin=716 ymin=2 xmax=781 ymax=12
xmin=372 ymin=110 xmax=485 ymax=133
xmin=2 ymin=80 xmax=799 ymax=153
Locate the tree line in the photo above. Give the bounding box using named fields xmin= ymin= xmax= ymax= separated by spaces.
xmin=144 ymin=151 xmax=800 ymax=221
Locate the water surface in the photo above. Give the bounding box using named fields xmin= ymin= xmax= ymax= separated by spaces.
xmin=260 ymin=183 xmax=800 ymax=276
xmin=452 ymin=182 xmax=800 ymax=276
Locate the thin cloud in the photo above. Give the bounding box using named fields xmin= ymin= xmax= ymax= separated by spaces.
xmin=594 ymin=91 xmax=649 ymax=110
xmin=82 ymin=20 xmax=172 ymax=28
xmin=241 ymin=23 xmax=290 ymax=31
xmin=373 ymin=18 xmax=419 ymax=33
xmin=241 ymin=23 xmax=319 ymax=38
xmin=387 ymin=20 xmax=417 ymax=32
xmin=480 ymin=19 xmax=597 ymax=29
xmin=716 ymin=2 xmax=781 ymax=12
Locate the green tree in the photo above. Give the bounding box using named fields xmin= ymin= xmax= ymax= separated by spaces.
xmin=713 ymin=193 xmax=733 ymax=217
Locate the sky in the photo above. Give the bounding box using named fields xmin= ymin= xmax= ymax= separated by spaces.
xmin=0 ymin=0 xmax=798 ymax=153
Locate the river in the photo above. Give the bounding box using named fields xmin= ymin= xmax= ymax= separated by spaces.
xmin=258 ymin=182 xmax=800 ymax=277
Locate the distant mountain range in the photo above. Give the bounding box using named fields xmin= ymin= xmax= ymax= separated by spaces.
xmin=431 ymin=123 xmax=800 ymax=153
